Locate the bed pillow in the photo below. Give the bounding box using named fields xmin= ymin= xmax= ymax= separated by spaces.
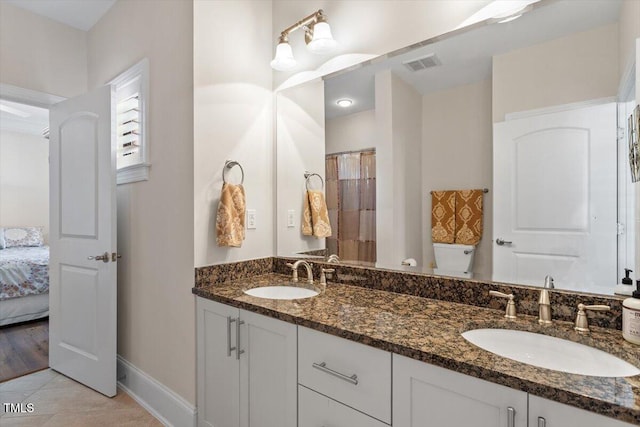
xmin=0 ymin=228 xmax=5 ymax=249
xmin=4 ymin=226 xmax=44 ymax=248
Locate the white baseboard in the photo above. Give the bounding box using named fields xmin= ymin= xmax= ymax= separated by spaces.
xmin=117 ymin=355 xmax=197 ymax=427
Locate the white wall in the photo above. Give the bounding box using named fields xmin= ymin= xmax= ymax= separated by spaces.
xmin=375 ymin=71 xmax=422 ymax=268
xmin=88 ymin=0 xmax=195 ymax=405
xmin=276 ymin=80 xmax=325 ymax=256
xmin=326 ymin=109 xmax=376 ymax=155
xmin=422 ymin=79 xmax=493 ymax=278
xmin=619 ymin=0 xmax=640 ymax=79
xmin=0 ymin=3 xmax=87 ymax=98
xmin=0 ymin=130 xmax=49 ymax=242
xmin=194 ymin=0 xmax=274 ymax=267
xmin=493 ymin=24 xmax=619 ymax=122
xmin=271 ymin=0 xmax=491 ymax=88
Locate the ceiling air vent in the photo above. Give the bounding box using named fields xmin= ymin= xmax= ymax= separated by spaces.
xmin=402 ymin=53 xmax=441 ymax=72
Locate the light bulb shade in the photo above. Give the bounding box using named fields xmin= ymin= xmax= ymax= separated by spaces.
xmin=271 ymin=42 xmax=296 ymax=71
xmin=307 ymin=22 xmax=337 ymax=54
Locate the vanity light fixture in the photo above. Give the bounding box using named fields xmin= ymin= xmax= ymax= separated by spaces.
xmin=336 ymin=99 xmax=353 ymax=108
xmin=271 ymin=9 xmax=337 ymax=71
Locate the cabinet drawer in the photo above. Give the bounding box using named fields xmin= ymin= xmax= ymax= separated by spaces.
xmin=299 ymin=385 xmax=388 ymax=427
xmin=298 ymin=326 xmax=391 ymax=424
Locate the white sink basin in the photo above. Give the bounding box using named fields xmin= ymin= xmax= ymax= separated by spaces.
xmin=244 ymin=286 xmax=319 ymax=300
xmin=462 ymin=329 xmax=640 ymax=377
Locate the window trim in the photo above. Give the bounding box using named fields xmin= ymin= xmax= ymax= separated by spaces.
xmin=109 ymin=58 xmax=150 ymax=185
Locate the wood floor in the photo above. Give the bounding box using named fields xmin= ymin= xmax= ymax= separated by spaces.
xmin=0 ymin=319 xmax=49 ymax=383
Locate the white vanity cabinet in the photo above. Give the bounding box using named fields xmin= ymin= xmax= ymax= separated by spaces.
xmin=298 ymin=326 xmax=392 ymax=426
xmin=196 ymin=298 xmax=297 ymax=427
xmin=529 ymin=395 xmax=635 ymax=427
xmin=393 ymin=354 xmax=528 ymax=427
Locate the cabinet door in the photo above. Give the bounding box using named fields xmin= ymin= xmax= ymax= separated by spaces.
xmin=393 ymin=354 xmax=527 ymax=427
xmin=529 ymin=395 xmax=635 ymax=427
xmin=299 ymin=385 xmax=389 ymax=427
xmin=239 ymin=309 xmax=297 ymax=427
xmin=197 ymin=298 xmax=240 ymax=427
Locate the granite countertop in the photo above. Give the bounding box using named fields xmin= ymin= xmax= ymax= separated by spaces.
xmin=193 ymin=273 xmax=640 ymax=424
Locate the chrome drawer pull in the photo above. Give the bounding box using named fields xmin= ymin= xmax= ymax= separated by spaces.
xmin=227 ymin=316 xmax=237 ymax=357
xmin=538 ymin=416 xmax=546 ymax=427
xmin=236 ymin=319 xmax=245 ymax=360
xmin=507 ymin=407 xmax=515 ymax=427
xmin=312 ymin=362 xmax=358 ymax=385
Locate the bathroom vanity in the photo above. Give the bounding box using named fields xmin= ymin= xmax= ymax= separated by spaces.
xmin=193 ymin=269 xmax=640 ymax=426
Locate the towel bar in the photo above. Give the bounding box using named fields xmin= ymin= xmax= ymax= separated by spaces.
xmin=304 ymin=172 xmax=324 ymax=191
xmin=429 ymin=188 xmax=489 ymax=195
xmin=223 ymin=160 xmax=244 ymax=185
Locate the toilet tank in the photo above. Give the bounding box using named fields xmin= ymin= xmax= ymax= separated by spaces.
xmin=433 ymin=243 xmax=476 ymax=272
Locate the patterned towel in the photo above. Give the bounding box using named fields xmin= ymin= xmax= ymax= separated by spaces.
xmin=302 ymin=190 xmax=332 ymax=238
xmin=455 ymin=189 xmax=483 ymax=245
xmin=431 ymin=191 xmax=456 ymax=243
xmin=216 ymin=183 xmax=246 ymax=247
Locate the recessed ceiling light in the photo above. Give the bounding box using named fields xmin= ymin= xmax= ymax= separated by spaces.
xmin=336 ymin=99 xmax=353 ymax=108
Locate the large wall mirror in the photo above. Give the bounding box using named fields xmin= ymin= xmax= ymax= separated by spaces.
xmin=276 ymin=0 xmax=638 ymax=296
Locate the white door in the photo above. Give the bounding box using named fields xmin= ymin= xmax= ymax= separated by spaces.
xmin=393 ymin=354 xmax=528 ymax=427
xmin=529 ymin=395 xmax=635 ymax=427
xmin=49 ymin=85 xmax=117 ymax=397
xmin=197 ymin=298 xmax=241 ymax=427
xmin=493 ymin=103 xmax=617 ymax=293
xmin=240 ymin=309 xmax=297 ymax=427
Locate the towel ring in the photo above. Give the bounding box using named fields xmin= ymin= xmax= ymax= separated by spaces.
xmin=304 ymin=172 xmax=324 ymax=191
xmin=223 ymin=160 xmax=244 ymax=185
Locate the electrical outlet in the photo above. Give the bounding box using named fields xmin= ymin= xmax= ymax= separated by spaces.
xmin=287 ymin=210 xmax=295 ymax=228
xmin=247 ymin=209 xmax=257 ymax=229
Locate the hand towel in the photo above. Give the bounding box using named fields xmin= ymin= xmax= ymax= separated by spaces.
xmin=455 ymin=189 xmax=483 ymax=245
xmin=431 ymin=191 xmax=456 ymax=243
xmin=302 ymin=190 xmax=332 ymax=238
xmin=216 ymin=183 xmax=246 ymax=247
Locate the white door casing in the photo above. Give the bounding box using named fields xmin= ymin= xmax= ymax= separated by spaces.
xmin=49 ymin=85 xmax=117 ymax=397
xmin=493 ymin=103 xmax=617 ymax=293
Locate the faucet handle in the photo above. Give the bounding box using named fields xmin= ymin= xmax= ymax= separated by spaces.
xmin=320 ymin=268 xmax=335 ymax=285
xmin=285 ymin=263 xmax=299 ymax=282
xmin=574 ymin=303 xmax=610 ymax=334
xmin=489 ymin=290 xmax=517 ymax=320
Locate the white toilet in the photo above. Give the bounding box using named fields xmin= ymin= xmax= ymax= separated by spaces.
xmin=433 ymin=243 xmax=476 ymax=279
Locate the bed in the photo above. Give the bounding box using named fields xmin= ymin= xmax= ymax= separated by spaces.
xmin=0 ymin=246 xmax=50 ymax=326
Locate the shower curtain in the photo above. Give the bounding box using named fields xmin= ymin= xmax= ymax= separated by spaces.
xmin=325 ymin=149 xmax=376 ymax=263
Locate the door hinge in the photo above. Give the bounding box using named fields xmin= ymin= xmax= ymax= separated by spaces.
xmin=618 ymin=222 xmax=625 ymax=235
xmin=618 ymin=127 xmax=626 ymax=140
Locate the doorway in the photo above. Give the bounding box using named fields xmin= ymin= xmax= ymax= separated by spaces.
xmin=0 ymin=98 xmax=51 ymax=381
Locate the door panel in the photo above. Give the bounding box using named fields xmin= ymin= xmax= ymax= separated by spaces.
xmin=49 ymin=85 xmax=117 ymax=397
xmin=493 ymin=103 xmax=617 ymax=293
xmin=59 ymin=113 xmax=99 ymax=237
xmin=240 ymin=309 xmax=297 ymax=427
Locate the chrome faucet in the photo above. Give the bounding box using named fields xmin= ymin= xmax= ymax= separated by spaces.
xmin=286 ymin=260 xmax=314 ymax=284
xmin=538 ymin=275 xmax=554 ymax=326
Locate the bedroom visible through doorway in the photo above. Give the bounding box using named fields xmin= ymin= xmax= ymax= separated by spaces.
xmin=0 ymin=99 xmax=51 ymax=382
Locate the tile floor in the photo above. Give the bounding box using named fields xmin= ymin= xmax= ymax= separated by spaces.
xmin=0 ymin=369 xmax=162 ymax=426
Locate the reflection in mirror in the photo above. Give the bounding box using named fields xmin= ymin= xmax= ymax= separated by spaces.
xmin=276 ymin=0 xmax=637 ymax=296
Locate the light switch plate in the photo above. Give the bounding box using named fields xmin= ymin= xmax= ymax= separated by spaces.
xmin=287 ymin=210 xmax=295 ymax=228
xmin=247 ymin=209 xmax=257 ymax=229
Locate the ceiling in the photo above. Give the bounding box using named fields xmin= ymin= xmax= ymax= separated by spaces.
xmin=0 ymin=100 xmax=49 ymax=137
xmin=4 ymin=0 xmax=116 ymax=31
xmin=325 ymin=0 xmax=622 ymax=120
